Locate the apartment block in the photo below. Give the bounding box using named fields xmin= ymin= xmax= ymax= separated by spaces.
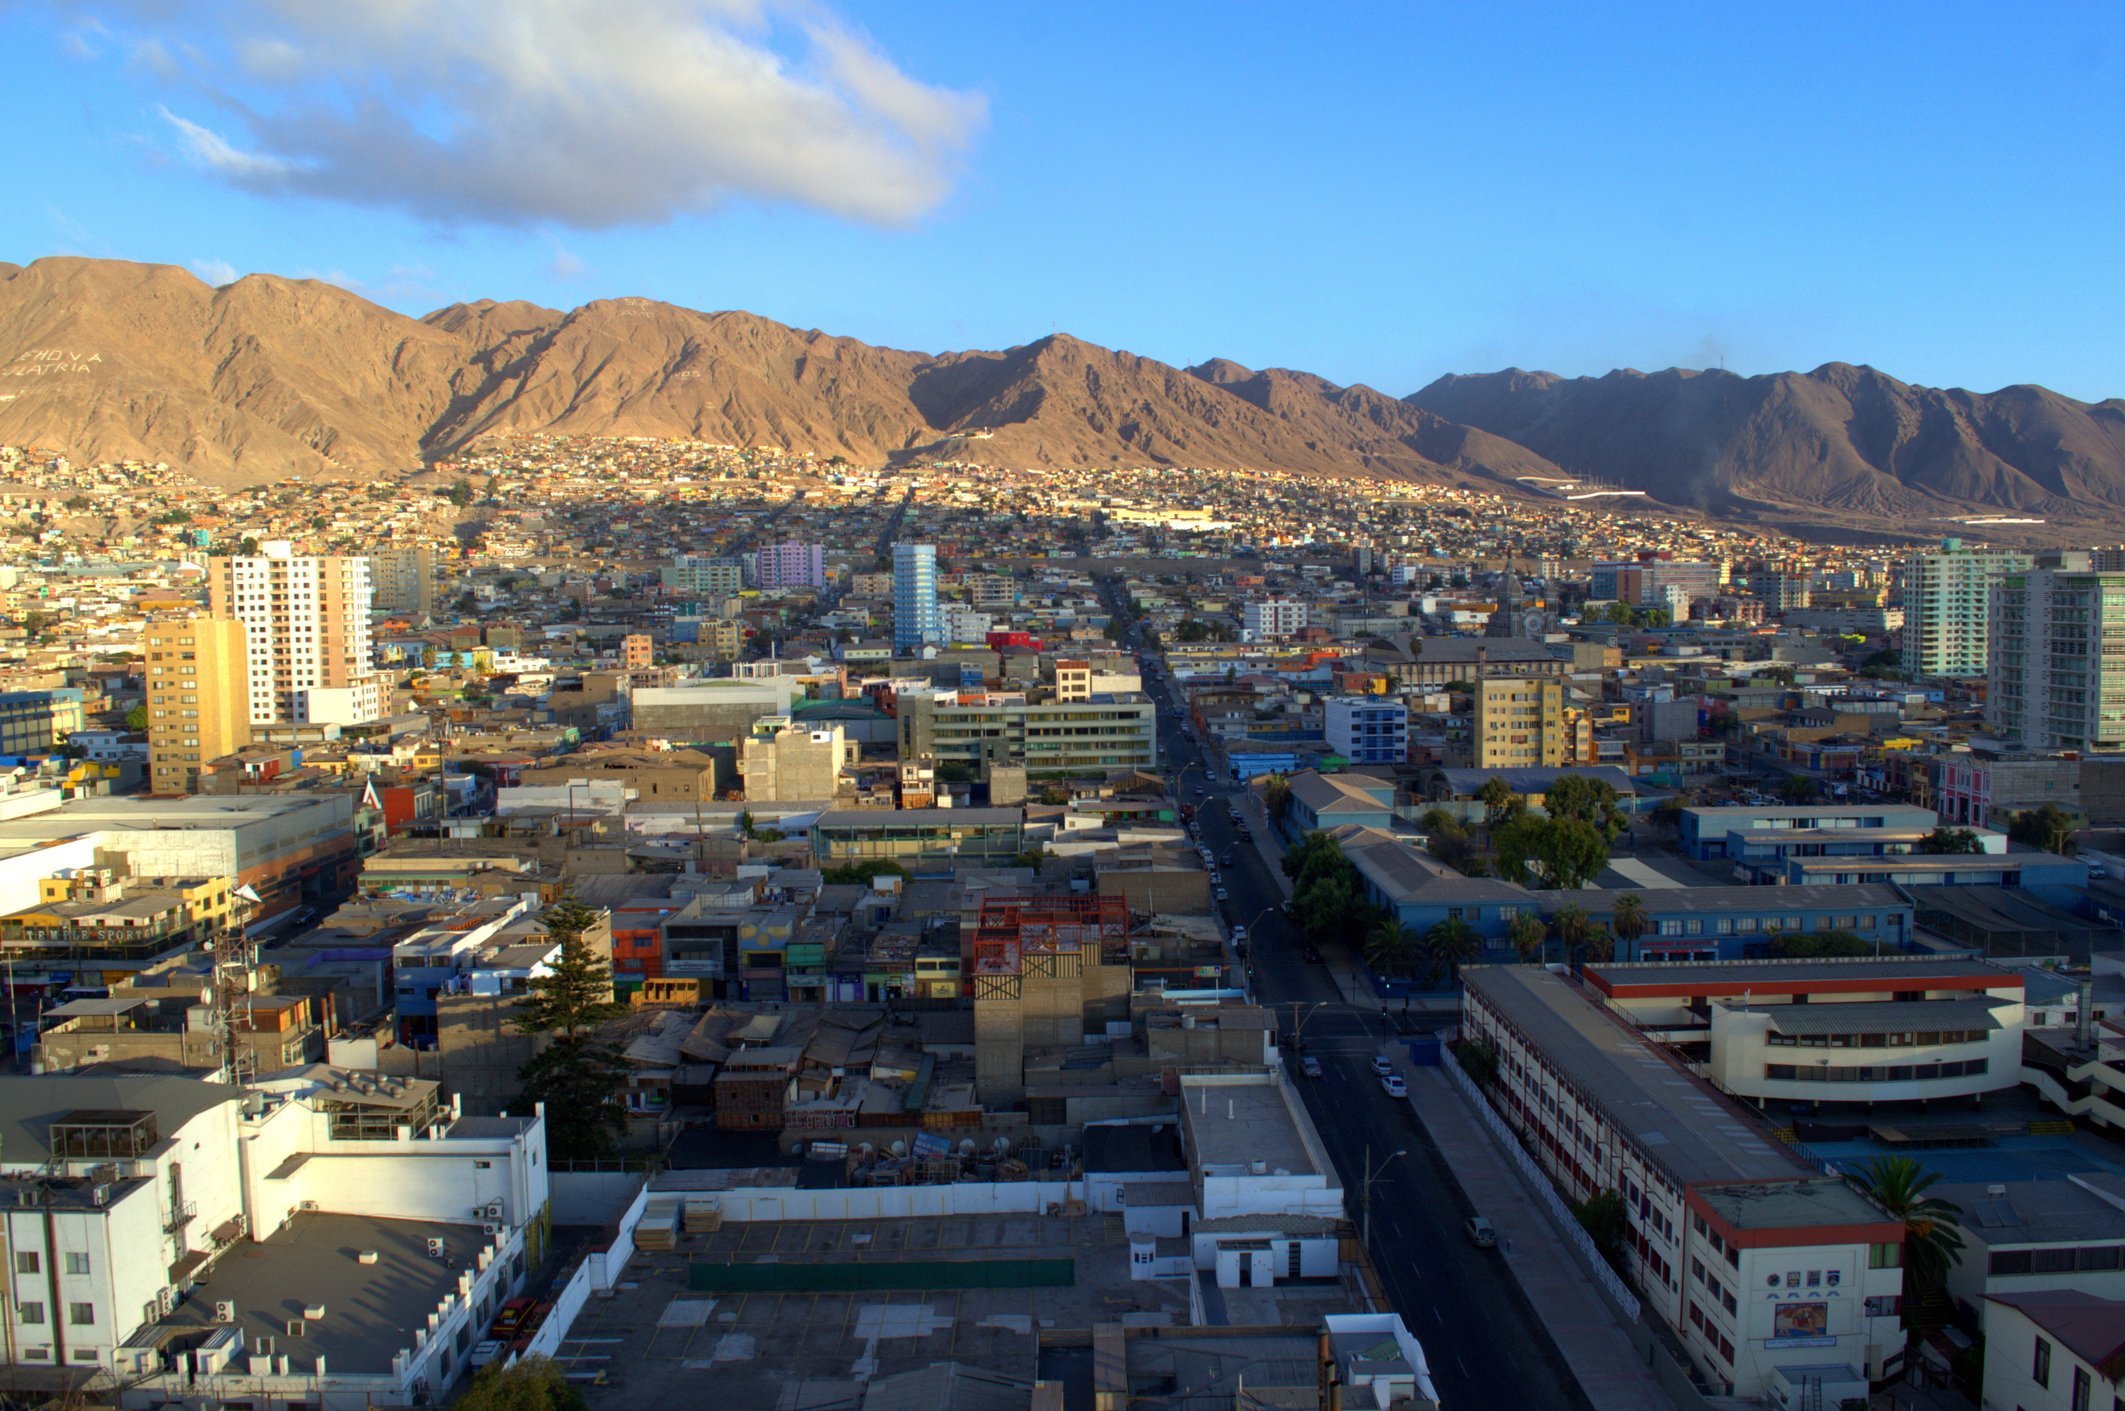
xmin=1901 ymin=538 xmax=2032 ymax=679
xmin=1472 ymin=677 xmax=1564 ymax=767
xmin=1323 ymin=696 xmax=1408 ymax=765
xmin=898 ymin=692 xmax=1158 ymax=776
xmin=145 ymin=616 xmax=252 ymax=795
xmin=1242 ymin=598 xmax=1305 ymax=642
xmin=0 ymin=689 xmax=85 ymax=754
xmin=1989 ymin=552 xmax=2125 ymax=752
xmin=364 ymin=544 xmax=442 ymax=615
xmin=661 ymin=553 xmax=745 ymax=600
xmin=892 ymin=543 xmax=942 ymax=653
xmin=737 ymin=718 xmax=855 ymax=801
xmin=208 ymin=542 xmax=383 ymax=727
xmin=752 ymin=540 xmax=826 ymax=590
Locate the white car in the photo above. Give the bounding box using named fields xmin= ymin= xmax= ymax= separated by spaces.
xmin=1215 ymin=888 xmax=1230 ymax=902
xmin=1380 ymin=1074 xmax=1408 ymax=1098
xmin=1230 ymin=925 xmax=1248 ymax=944
xmin=1208 ymin=871 xmax=1220 ymax=885
xmin=1370 ymin=1056 xmax=1394 ymax=1077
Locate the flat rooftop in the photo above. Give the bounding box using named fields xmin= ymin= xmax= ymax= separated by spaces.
xmin=1463 ymin=966 xmax=1808 ymax=1188
xmin=1560 ymin=884 xmax=1910 ymax=916
xmin=1935 ymin=1176 xmax=2125 ymax=1245
xmin=163 ymin=1212 xmax=493 ymax=1374
xmin=553 ymin=1213 xmax=1185 ymax=1411
xmin=1587 ymin=955 xmax=2013 ymax=995
xmin=1692 ymin=1179 xmax=1898 ymax=1234
xmin=1760 ymin=997 xmax=2008 ymax=1037
xmin=1181 ymin=1080 xmax=1321 ymax=1179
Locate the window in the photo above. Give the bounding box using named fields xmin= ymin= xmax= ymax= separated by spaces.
xmin=17 ymin=1302 xmax=43 ymax=1324
xmin=64 ymin=1253 xmax=88 ymax=1276
xmin=1863 ymin=1295 xmax=1901 ymax=1318
xmin=14 ymin=1252 xmax=37 ymax=1275
xmin=67 ymin=1303 xmax=94 ymax=1327
xmin=2073 ymin=1366 xmax=2091 ymax=1411
xmin=2035 ymin=1336 xmax=2052 ymax=1387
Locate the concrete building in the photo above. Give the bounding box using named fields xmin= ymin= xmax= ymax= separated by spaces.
xmin=661 ymin=553 xmax=744 ymax=600
xmin=752 ymin=540 xmax=826 ymax=590
xmin=145 ymin=616 xmax=252 ymax=795
xmin=620 ymin=632 xmax=653 ymax=670
xmin=1472 ymin=677 xmax=1564 ymax=768
xmin=364 ymin=544 xmax=441 ymax=616
xmin=811 ymin=809 xmax=1025 ymax=867
xmin=1979 ymin=1290 xmax=2125 ymax=1411
xmin=517 ymin=746 xmax=719 ymax=804
xmin=1583 ymin=957 xmax=2026 ymax=1108
xmin=1989 ymin=552 xmax=2125 ymax=752
xmin=1460 ymin=966 xmax=1907 ymax=1397
xmin=629 ymin=677 xmax=800 ymax=743
xmin=970 ymin=896 xmax=1132 ymax=1105
xmin=208 ymin=542 xmax=383 ymax=727
xmin=1900 ymin=538 xmax=2032 ymax=679
xmin=1323 ymin=697 xmax=1407 ymax=766
xmin=892 ymin=543 xmax=942 ymax=653
xmin=737 ymin=718 xmax=854 ymax=802
xmin=1677 ymin=803 xmax=1939 ymax=862
xmin=1241 ymin=598 xmax=1305 ymax=642
xmin=898 ymin=693 xmax=1157 ymax=776
xmin=1934 ymin=1175 xmax=2125 ymax=1320
xmin=0 ymin=688 xmax=85 ymax=754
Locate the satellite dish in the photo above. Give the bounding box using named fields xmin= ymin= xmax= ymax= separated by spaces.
xmin=958 ymin=1139 xmax=976 ymax=1156
xmin=993 ymin=1137 xmax=1011 ymax=1155
xmin=198 ymin=987 xmax=213 ymax=1007
xmin=889 ymin=1140 xmax=906 ymax=1157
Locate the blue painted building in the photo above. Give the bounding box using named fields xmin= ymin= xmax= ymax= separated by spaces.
xmin=1677 ymin=804 xmax=1937 ymax=861
xmin=1536 ymin=884 xmax=1915 ymax=962
xmin=1287 ymin=771 xmax=1395 ymax=833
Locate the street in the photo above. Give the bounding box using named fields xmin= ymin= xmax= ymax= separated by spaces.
xmin=1153 ymin=691 xmax=1592 ymax=1411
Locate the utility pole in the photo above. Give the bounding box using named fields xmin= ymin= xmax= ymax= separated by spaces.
xmin=1361 ymin=1144 xmax=1407 ymax=1249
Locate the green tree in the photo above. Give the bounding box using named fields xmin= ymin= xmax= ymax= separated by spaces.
xmin=820 ymin=858 xmax=910 ymax=886
xmin=1609 ymin=893 xmax=1648 ymax=961
xmin=1855 ymin=1157 xmax=1964 ymax=1334
xmin=1421 ymin=916 xmax=1480 ymax=986
xmin=444 ymin=479 xmax=474 ymax=507
xmin=1603 ymin=601 xmax=1634 ymax=625
xmin=514 ymin=898 xmax=628 ymax=1161
xmin=1262 ymin=773 xmax=1294 ymax=822
xmin=1363 ymin=913 xmax=1420 ymax=979
xmin=124 ymin=703 xmax=149 ymax=732
xmin=1769 ymin=930 xmax=1871 ymax=958
xmin=1533 ymin=816 xmax=1610 ymax=891
xmin=2006 ymin=804 xmax=2077 ymax=856
xmin=1456 ymin=1035 xmax=1500 ymax=1089
xmin=1506 ymin=910 xmax=1548 ymax=965
xmin=453 ymin=1356 xmax=588 ymax=1411
xmin=1924 ymin=827 xmax=1982 ymax=855
xmin=1541 ymin=773 xmax=1628 ymax=842
xmin=1571 ymin=1189 xmax=1631 ymax=1277
xmin=1476 ymin=775 xmax=1518 ymax=826
xmin=1780 ymin=772 xmax=1819 ymax=804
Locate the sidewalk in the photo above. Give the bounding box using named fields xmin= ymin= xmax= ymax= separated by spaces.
xmin=1403 ymin=1060 xmax=1681 ymax=1411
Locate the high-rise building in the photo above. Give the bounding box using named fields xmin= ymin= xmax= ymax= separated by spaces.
xmin=1901 ymin=538 xmax=2033 ymax=679
xmin=1472 ymin=678 xmax=1564 ymax=768
xmin=1988 ymin=552 xmax=2125 ymax=753
xmin=1324 ymin=697 xmax=1408 ymax=765
xmin=1242 ymin=598 xmax=1305 ymax=642
xmin=145 ymin=616 xmax=252 ymax=794
xmin=892 ymin=544 xmax=942 ymax=653
xmin=753 ymin=541 xmax=827 ymax=590
xmin=207 ymin=541 xmax=383 ymax=726
xmin=365 ymin=545 xmax=441 ymax=615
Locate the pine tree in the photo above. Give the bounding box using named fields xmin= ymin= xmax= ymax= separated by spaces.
xmin=514 ymin=897 xmax=629 ymax=1161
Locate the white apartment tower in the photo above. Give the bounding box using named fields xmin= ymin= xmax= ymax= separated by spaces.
xmin=1243 ymin=598 xmax=1305 ymax=642
xmin=208 ymin=542 xmax=383 ymax=727
xmin=1988 ymin=551 xmax=2125 ymax=753
xmin=1900 ymin=538 xmax=2032 ymax=679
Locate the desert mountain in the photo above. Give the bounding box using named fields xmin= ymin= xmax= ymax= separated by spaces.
xmin=1 ymin=256 xmax=2120 ymax=527
xmin=1410 ymin=364 xmax=2125 ymax=522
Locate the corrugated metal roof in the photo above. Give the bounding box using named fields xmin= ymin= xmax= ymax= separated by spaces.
xmin=1760 ymin=998 xmax=2007 ymax=1036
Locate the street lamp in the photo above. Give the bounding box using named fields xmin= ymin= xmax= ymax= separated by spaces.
xmin=1286 ymin=999 xmax=1331 ymax=1053
xmin=1361 ymin=1145 xmax=1408 ymax=1249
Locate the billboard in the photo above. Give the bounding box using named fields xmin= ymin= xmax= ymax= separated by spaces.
xmin=1768 ymin=1301 xmax=1834 ymax=1348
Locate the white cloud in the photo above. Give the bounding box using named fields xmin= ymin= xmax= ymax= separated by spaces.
xmin=189 ymin=257 xmax=239 ymax=286
xmin=157 ymin=105 xmax=297 ymax=180
xmin=545 ymin=236 xmax=588 ymax=281
xmin=114 ymin=1 xmax=985 ymax=229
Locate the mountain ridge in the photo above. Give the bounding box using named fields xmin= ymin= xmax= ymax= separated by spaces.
xmin=2 ymin=255 xmax=2121 ymax=529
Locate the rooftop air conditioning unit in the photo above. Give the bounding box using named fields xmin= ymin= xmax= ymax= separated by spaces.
xmin=214 ymin=1301 xmax=236 ymax=1323
xmin=426 ymin=1238 xmax=446 ymax=1258
xmin=483 ymin=1201 xmax=504 ymax=1218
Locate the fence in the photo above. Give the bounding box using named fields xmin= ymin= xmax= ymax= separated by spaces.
xmin=517 ymin=1179 xmax=650 ymax=1364
xmin=660 ymin=1179 xmax=1089 ymax=1224
xmin=1437 ymin=1040 xmax=1642 ymax=1323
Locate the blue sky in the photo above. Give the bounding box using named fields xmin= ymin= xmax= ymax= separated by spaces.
xmin=4 ymin=2 xmax=2121 ymax=400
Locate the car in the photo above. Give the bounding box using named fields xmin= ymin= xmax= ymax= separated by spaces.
xmin=1299 ymin=1056 xmax=1324 ymax=1079
xmin=1464 ymin=1216 xmax=1499 ymax=1248
xmin=1220 ymin=851 xmax=1236 ymax=866
xmin=469 ymin=1340 xmax=506 ymax=1371
xmin=1215 ymin=888 xmax=1229 ymax=902
xmin=1194 ymin=785 xmax=1206 ymax=797
xmin=1370 ymin=1056 xmax=1394 ymax=1077
xmin=1208 ymin=870 xmax=1220 ymax=885
xmin=1380 ymin=1074 xmax=1407 ymax=1098
xmin=1230 ymin=924 xmax=1247 ymax=943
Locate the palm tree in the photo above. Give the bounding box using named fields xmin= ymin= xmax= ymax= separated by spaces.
xmin=1506 ymin=911 xmax=1547 ymax=965
xmin=1262 ymin=773 xmax=1294 ymax=822
xmin=1550 ymin=903 xmax=1591 ymax=966
xmin=1856 ymin=1157 xmax=1964 ymax=1333
xmin=1423 ymin=917 xmax=1481 ymax=987
xmin=1610 ymin=893 xmax=1648 ymax=963
xmin=1363 ymin=913 xmax=1419 ymax=979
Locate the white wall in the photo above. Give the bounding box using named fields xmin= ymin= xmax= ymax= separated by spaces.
xmin=1708 ymin=1006 xmax=2023 ymax=1105
xmin=1980 ymin=1298 xmax=2121 ymax=1411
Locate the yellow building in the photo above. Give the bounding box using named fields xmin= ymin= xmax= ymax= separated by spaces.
xmin=1473 ymin=677 xmax=1565 ymax=768
xmin=0 ymin=867 xmax=240 ymax=981
xmin=146 ymin=616 xmax=252 ymax=795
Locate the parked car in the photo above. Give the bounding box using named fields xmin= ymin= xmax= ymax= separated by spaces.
xmin=1370 ymin=1056 xmax=1394 ymax=1077
xmin=1299 ymin=1056 xmax=1324 ymax=1079
xmin=1464 ymin=1216 xmax=1498 ymax=1248
xmin=1380 ymin=1074 xmax=1408 ymax=1098
xmin=1215 ymin=888 xmax=1230 ymax=902
xmin=1230 ymin=924 xmax=1247 ymax=944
